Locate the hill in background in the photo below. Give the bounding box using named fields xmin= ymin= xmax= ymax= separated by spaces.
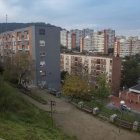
xmin=0 ymin=22 xmax=55 ymax=33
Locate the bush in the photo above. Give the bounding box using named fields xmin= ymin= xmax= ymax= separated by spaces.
xmin=27 ymin=92 xmax=47 ymax=104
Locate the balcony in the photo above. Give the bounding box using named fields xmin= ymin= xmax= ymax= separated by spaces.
xmin=96 ymin=60 xmax=100 ymax=64
xmin=75 ymin=57 xmax=78 ymax=61
xmin=25 ymin=35 xmax=29 ymax=40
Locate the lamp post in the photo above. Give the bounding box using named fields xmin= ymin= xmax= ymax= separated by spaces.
xmin=119 ymin=100 xmax=125 ymax=133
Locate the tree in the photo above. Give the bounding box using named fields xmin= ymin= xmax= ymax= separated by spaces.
xmin=135 ymin=53 xmax=140 ymax=58
xmin=4 ymin=52 xmax=32 ymax=84
xmin=116 ymin=54 xmax=119 ymax=57
xmin=61 ymin=70 xmax=68 ymax=80
xmin=71 ymin=62 xmax=90 ymax=81
xmin=108 ymin=48 xmax=114 ymax=54
xmin=125 ymin=56 xmax=130 ymax=60
xmin=0 ymin=62 xmax=4 ymax=74
xmin=121 ymin=59 xmax=140 ymax=88
xmin=92 ymin=73 xmax=111 ymax=107
xmin=61 ymin=74 xmax=90 ymax=99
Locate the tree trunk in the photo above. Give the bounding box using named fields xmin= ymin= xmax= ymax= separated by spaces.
xmin=18 ymin=77 xmax=21 ymax=84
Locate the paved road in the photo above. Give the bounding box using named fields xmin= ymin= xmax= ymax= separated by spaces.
xmin=18 ymin=86 xmax=140 ymax=140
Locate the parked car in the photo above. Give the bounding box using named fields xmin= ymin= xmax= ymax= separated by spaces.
xmin=50 ymin=88 xmax=57 ymax=95
xmin=121 ymin=105 xmax=131 ymax=111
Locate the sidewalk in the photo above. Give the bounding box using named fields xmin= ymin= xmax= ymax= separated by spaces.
xmin=109 ymin=96 xmax=140 ymax=112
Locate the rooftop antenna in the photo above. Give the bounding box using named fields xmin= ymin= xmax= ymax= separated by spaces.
xmin=6 ymin=14 xmax=8 ymax=32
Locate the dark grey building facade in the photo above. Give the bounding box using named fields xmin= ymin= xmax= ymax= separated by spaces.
xmin=0 ymin=25 xmax=61 ymax=90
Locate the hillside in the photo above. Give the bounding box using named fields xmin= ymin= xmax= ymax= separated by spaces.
xmin=0 ymin=76 xmax=77 ymax=140
xmin=0 ymin=22 xmax=54 ymax=33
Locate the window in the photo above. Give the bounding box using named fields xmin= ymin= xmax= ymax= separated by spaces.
xmin=101 ymin=59 xmax=103 ymax=61
xmin=109 ymin=79 xmax=111 ymax=82
xmin=94 ymin=58 xmax=96 ymax=61
xmin=104 ymin=59 xmax=106 ymax=62
xmin=109 ymin=73 xmax=112 ymax=76
xmin=40 ymin=40 xmax=45 ymax=46
xmin=110 ymin=60 xmax=112 ymax=63
xmin=40 ymin=61 xmax=46 ymax=67
xmin=39 ymin=29 xmax=45 ymax=35
xmin=40 ymin=71 xmax=46 ymax=76
xmin=40 ymin=51 xmax=46 ymax=56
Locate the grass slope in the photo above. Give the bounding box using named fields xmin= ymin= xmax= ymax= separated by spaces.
xmin=0 ymin=77 xmax=77 ymax=140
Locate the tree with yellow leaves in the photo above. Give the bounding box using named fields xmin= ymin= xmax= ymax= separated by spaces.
xmin=61 ymin=74 xmax=90 ymax=99
xmin=4 ymin=52 xmax=32 ymax=84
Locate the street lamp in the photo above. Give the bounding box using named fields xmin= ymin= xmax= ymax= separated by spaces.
xmin=119 ymin=100 xmax=125 ymax=133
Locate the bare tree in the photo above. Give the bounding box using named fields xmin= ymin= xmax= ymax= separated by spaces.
xmin=4 ymin=52 xmax=33 ymax=84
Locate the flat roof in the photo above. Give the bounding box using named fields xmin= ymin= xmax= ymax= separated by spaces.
xmin=130 ymin=85 xmax=140 ymax=91
xmin=61 ymin=53 xmax=115 ymax=58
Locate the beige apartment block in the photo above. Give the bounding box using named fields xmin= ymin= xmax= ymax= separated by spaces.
xmin=115 ymin=35 xmax=126 ymax=42
xmin=80 ymin=36 xmax=92 ymax=52
xmin=92 ymin=31 xmax=109 ymax=54
xmin=60 ymin=30 xmax=69 ymax=47
xmin=60 ymin=53 xmax=122 ymax=96
xmin=60 ymin=29 xmax=94 ymax=49
xmin=114 ymin=36 xmax=140 ymax=58
xmin=102 ymin=29 xmax=115 ymax=49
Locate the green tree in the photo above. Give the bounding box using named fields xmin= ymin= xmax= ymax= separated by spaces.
xmin=92 ymin=73 xmax=111 ymax=107
xmin=121 ymin=59 xmax=140 ymax=87
xmin=61 ymin=70 xmax=68 ymax=80
xmin=135 ymin=53 xmax=140 ymax=58
xmin=0 ymin=62 xmax=4 ymax=74
xmin=125 ymin=56 xmax=130 ymax=60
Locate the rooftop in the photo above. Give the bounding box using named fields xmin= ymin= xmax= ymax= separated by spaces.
xmin=61 ymin=53 xmax=116 ymax=58
xmin=129 ymin=85 xmax=140 ymax=94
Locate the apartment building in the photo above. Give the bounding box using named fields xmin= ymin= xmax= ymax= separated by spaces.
xmin=114 ymin=36 xmax=140 ymax=58
xmin=81 ymin=28 xmax=94 ymax=38
xmin=115 ymin=35 xmax=126 ymax=42
xmin=80 ymin=36 xmax=92 ymax=52
xmin=0 ymin=25 xmax=61 ymax=90
xmin=60 ymin=28 xmax=94 ymax=49
xmin=114 ymin=39 xmax=131 ymax=58
xmin=128 ymin=36 xmax=140 ymax=56
xmin=60 ymin=30 xmax=69 ymax=47
xmin=102 ymin=29 xmax=115 ymax=49
xmin=92 ymin=31 xmax=109 ymax=54
xmin=67 ymin=33 xmax=76 ymax=50
xmin=60 ymin=53 xmax=122 ymax=96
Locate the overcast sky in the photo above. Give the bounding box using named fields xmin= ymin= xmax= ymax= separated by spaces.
xmin=0 ymin=0 xmax=140 ymax=38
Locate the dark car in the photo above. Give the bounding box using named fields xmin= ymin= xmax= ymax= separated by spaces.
xmin=50 ymin=88 xmax=57 ymax=95
xmin=121 ymin=105 xmax=131 ymax=111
